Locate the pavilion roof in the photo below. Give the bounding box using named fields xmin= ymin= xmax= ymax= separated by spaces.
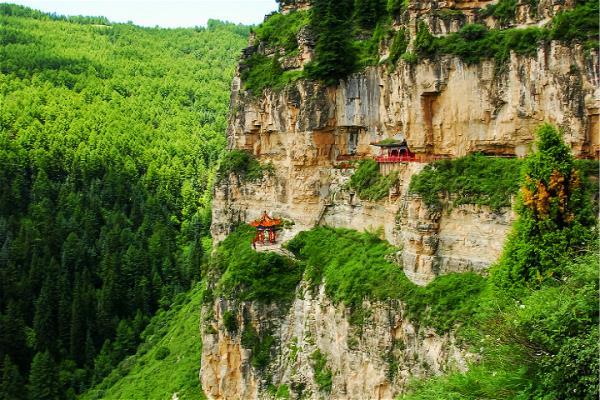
xmin=370 ymin=138 xmax=408 ymax=148
xmin=249 ymin=212 xmax=282 ymax=228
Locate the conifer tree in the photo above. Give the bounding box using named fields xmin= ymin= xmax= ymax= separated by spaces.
xmin=28 ymin=351 xmax=60 ymax=400
xmin=306 ymin=0 xmax=357 ymax=84
xmin=1 ymin=356 xmax=26 ymax=400
xmin=493 ymin=124 xmax=596 ymax=289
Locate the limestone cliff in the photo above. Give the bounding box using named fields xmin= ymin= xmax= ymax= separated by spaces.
xmin=201 ymin=284 xmax=472 ymax=400
xmin=204 ymin=0 xmax=598 ymax=398
xmin=213 ymin=36 xmax=596 ymax=283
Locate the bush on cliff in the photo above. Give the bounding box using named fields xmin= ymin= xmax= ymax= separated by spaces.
xmin=254 ymin=10 xmax=310 ymax=52
xmin=213 ymin=225 xmax=303 ymax=303
xmin=348 ymin=159 xmax=398 ymax=201
xmin=408 ymin=153 xmax=521 ymax=210
xmin=217 ymin=150 xmax=273 ymax=182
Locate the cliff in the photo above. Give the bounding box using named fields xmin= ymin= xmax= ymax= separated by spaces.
xmin=204 ymin=0 xmax=598 ymax=397
xmin=201 ymin=286 xmax=472 ymax=400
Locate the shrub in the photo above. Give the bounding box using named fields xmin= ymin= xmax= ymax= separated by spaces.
xmin=414 ymin=21 xmax=436 ymax=58
xmin=550 ymin=0 xmax=599 ymax=49
xmin=154 ymin=346 xmax=170 ymax=361
xmin=408 ymin=153 xmax=521 ymax=210
xmin=388 ymin=28 xmax=408 ymax=65
xmin=400 ymin=51 xmax=418 ymax=64
xmin=311 ymin=350 xmax=333 ymax=392
xmin=387 ymin=0 xmax=408 ymax=14
xmin=222 ymin=310 xmax=238 ymax=333
xmin=218 ymin=149 xmax=268 ymax=182
xmin=348 ymin=159 xmax=398 ymax=201
xmin=241 ymin=323 xmax=275 ymax=371
xmin=478 ymin=0 xmax=518 ymax=26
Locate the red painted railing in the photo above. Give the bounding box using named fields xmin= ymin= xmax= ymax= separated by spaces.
xmin=374 ymin=154 xmax=452 ymax=163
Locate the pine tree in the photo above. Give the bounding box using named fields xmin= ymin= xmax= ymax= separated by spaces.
xmin=1 ymin=356 xmax=26 ymax=400
xmin=28 ymin=351 xmax=60 ymax=400
xmin=33 ymin=277 xmax=58 ymax=353
xmin=306 ymin=0 xmax=357 ymax=85
xmin=354 ymin=0 xmax=385 ymax=29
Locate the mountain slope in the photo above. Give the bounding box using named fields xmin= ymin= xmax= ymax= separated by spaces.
xmin=0 ymin=4 xmax=248 ymax=398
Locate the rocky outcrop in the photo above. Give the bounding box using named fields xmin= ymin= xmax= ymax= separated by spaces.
xmin=201 ymin=284 xmax=473 ymax=400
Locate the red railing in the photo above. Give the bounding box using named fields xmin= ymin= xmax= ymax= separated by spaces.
xmin=374 ymin=154 xmax=452 ymax=163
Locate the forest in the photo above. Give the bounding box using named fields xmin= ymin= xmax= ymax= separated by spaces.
xmin=0 ymin=5 xmax=249 ymax=398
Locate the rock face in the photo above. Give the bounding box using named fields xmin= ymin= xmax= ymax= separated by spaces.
xmin=214 ymin=35 xmax=596 ymax=282
xmin=205 ymin=0 xmax=598 ymax=398
xmin=201 ymin=284 xmax=472 ymax=400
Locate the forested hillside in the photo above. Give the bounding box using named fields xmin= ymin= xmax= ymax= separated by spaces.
xmin=0 ymin=5 xmax=249 ymax=398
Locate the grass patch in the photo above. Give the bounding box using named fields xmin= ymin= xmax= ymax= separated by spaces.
xmin=408 ymin=154 xmax=522 ymax=210
xmin=348 ymin=159 xmax=398 ymax=201
xmin=82 ymin=285 xmax=206 ymax=400
xmin=213 ymin=225 xmax=304 ymax=304
xmin=286 ymin=227 xmax=487 ymax=333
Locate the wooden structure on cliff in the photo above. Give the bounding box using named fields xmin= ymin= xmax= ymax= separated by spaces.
xmin=250 ymin=212 xmax=282 ymax=245
xmin=372 ymin=136 xmax=416 ymax=163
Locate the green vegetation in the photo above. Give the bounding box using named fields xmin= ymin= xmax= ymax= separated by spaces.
xmin=310 ymin=350 xmax=333 ymax=393
xmin=241 ymin=323 xmax=276 ymax=371
xmin=222 ymin=310 xmax=238 ymax=333
xmin=478 ymin=0 xmax=517 ymax=26
xmin=82 ymin=285 xmax=206 ymax=400
xmin=240 ymin=53 xmax=305 ymax=93
xmin=268 ymin=383 xmax=291 ymax=399
xmin=255 ymin=11 xmax=310 ymax=52
xmin=348 ymin=159 xmax=398 ymax=201
xmin=246 ymin=0 xmax=596 ymax=88
xmin=286 ymin=227 xmax=486 ymax=333
xmin=408 ymin=153 xmax=522 ymax=210
xmin=305 ymin=0 xmax=357 ymax=85
xmin=415 ymin=22 xmax=546 ymax=65
xmin=212 ymin=225 xmax=303 ymax=303
xmin=492 ymin=124 xmax=596 ymax=289
xmin=401 ymin=125 xmax=598 ymax=399
xmin=550 ymin=0 xmax=599 ymax=50
xmin=388 ymin=29 xmax=408 ymax=65
xmin=218 ymin=149 xmax=273 ymax=182
xmin=0 ymin=5 xmax=248 ymax=398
